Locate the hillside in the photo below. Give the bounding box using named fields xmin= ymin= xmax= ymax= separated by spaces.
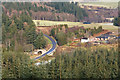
xmin=79 ymin=2 xmax=118 ymax=23
xmin=2 ymin=2 xmax=88 ymax=22
xmin=2 ymin=2 xmax=118 ymax=23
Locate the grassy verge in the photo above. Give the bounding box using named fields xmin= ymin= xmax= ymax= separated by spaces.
xmin=44 ymin=36 xmax=53 ymax=50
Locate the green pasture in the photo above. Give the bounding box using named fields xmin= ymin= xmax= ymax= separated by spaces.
xmin=33 ymin=20 xmax=82 ymax=27
xmin=79 ymin=2 xmax=118 ymax=9
xmin=33 ymin=20 xmax=119 ymax=31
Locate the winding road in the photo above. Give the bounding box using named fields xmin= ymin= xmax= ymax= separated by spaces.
xmin=34 ymin=34 xmax=57 ymax=60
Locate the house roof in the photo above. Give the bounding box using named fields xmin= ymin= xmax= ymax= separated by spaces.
xmin=96 ymin=31 xmax=115 ymax=39
xmin=81 ymin=37 xmax=88 ymax=39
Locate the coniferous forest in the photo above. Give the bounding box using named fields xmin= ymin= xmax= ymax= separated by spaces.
xmin=2 ymin=13 xmax=46 ymax=51
xmin=2 ymin=47 xmax=118 ymax=78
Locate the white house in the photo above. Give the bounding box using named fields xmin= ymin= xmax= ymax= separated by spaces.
xmin=81 ymin=38 xmax=89 ymax=43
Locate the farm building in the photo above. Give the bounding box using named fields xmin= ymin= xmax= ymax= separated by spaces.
xmin=81 ymin=38 xmax=89 ymax=43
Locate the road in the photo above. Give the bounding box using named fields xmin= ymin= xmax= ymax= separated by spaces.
xmin=34 ymin=34 xmax=56 ymax=60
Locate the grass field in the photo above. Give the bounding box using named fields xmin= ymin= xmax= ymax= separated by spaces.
xmin=79 ymin=2 xmax=118 ymax=9
xmin=33 ymin=20 xmax=119 ymax=31
xmin=33 ymin=20 xmax=83 ymax=27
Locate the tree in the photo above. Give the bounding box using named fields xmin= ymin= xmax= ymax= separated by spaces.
xmin=113 ymin=17 xmax=120 ymax=26
xmin=64 ymin=24 xmax=68 ymax=29
xmin=2 ymin=51 xmax=32 ymax=78
xmin=33 ymin=33 xmax=46 ymax=49
xmin=24 ymin=26 xmax=37 ymax=44
xmin=2 ymin=13 xmax=9 ymax=25
xmin=97 ymin=26 xmax=103 ymax=33
xmin=55 ymin=31 xmax=67 ymax=46
xmin=50 ymin=28 xmax=56 ymax=37
xmin=14 ymin=18 xmax=24 ymax=30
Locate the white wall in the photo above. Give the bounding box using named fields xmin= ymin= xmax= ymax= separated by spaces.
xmin=81 ymin=38 xmax=89 ymax=43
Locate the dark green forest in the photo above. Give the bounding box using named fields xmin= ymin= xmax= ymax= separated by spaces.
xmin=2 ymin=47 xmax=118 ymax=78
xmin=2 ymin=13 xmax=46 ymax=52
xmin=45 ymin=2 xmax=88 ymax=20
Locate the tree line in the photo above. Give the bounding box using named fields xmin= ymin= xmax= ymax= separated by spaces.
xmin=45 ymin=2 xmax=88 ymax=21
xmin=2 ymin=2 xmax=48 ymax=16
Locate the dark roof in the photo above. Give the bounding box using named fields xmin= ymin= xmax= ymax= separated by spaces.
xmin=96 ymin=32 xmax=113 ymax=38
xmin=82 ymin=38 xmax=88 ymax=39
xmin=106 ymin=32 xmax=112 ymax=34
xmin=83 ymin=22 xmax=91 ymax=24
xmin=96 ymin=35 xmax=110 ymax=38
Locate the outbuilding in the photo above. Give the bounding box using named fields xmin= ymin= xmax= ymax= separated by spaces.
xmin=81 ymin=38 xmax=89 ymax=43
